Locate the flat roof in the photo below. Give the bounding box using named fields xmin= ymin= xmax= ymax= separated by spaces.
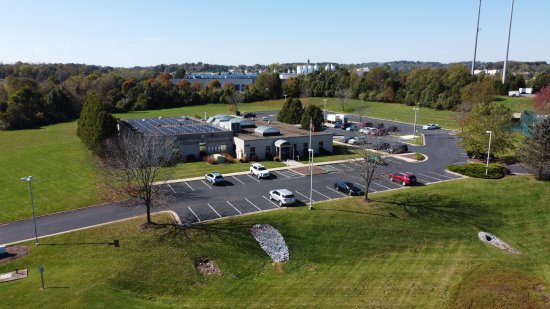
xmin=121 ymin=116 xmax=226 ymax=135
xmin=236 ymin=119 xmax=331 ymax=141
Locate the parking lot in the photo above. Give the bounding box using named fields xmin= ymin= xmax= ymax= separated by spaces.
xmin=161 ymin=161 xmax=464 ymax=224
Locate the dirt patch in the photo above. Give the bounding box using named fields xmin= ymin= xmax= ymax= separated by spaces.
xmin=195 ymin=257 xmax=222 ymax=277
xmin=291 ymin=165 xmax=327 ymax=176
xmin=0 ymin=246 xmax=30 ymax=264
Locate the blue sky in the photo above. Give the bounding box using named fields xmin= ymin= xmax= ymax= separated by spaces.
xmin=0 ymin=0 xmax=548 ymax=67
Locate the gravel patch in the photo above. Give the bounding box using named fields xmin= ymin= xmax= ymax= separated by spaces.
xmin=478 ymin=231 xmax=521 ymax=255
xmin=251 ymin=224 xmax=289 ymax=262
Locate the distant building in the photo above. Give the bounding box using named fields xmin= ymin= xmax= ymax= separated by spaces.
xmin=355 ymin=67 xmax=370 ymax=76
xmin=279 ymin=60 xmax=336 ymax=80
xmin=170 ymin=73 xmax=257 ymax=91
xmin=473 ymin=69 xmax=499 ymax=76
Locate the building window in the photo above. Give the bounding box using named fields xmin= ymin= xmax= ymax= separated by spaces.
xmin=221 ymin=144 xmax=227 ymax=152
xmin=303 ymin=143 xmax=309 ymax=155
xmin=250 ymin=146 xmax=256 ymax=155
xmin=319 ymin=141 xmax=324 ymax=152
xmin=265 ymin=146 xmax=270 ymax=154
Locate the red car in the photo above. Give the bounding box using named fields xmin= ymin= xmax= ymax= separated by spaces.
xmin=389 ymin=172 xmax=417 ymax=186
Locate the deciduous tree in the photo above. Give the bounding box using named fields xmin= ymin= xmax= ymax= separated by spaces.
xmin=534 ymin=85 xmax=550 ymax=114
xmin=518 ymin=117 xmax=550 ymax=180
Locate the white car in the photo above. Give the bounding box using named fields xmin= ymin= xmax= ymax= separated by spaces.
xmin=269 ymin=189 xmax=296 ymax=206
xmin=422 ymin=123 xmax=440 ymax=130
xmin=359 ymin=127 xmax=377 ymax=135
xmin=250 ymin=163 xmax=271 ymax=178
xmin=348 ymin=136 xmax=368 ymax=145
xmin=205 ymin=172 xmax=224 ymax=184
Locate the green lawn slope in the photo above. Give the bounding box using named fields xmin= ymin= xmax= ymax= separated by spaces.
xmin=1 ymin=176 xmax=548 ymax=308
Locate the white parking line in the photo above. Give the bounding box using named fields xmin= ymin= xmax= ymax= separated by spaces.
xmin=167 ymin=183 xmax=176 ymax=194
xmin=231 ymin=176 xmax=245 ymax=185
xmin=207 ymin=203 xmax=222 ymax=218
xmin=372 ymin=181 xmax=392 ymax=190
xmin=184 ymin=181 xmax=195 ymax=192
xmin=386 ymin=158 xmax=402 ymax=165
xmin=416 ymin=173 xmax=442 ymax=181
xmin=188 ymin=206 xmax=201 ymax=222
xmin=312 ymin=189 xmax=331 ymax=199
xmin=246 ymin=174 xmax=261 ymax=182
xmin=201 ymin=180 xmax=214 ymax=189
xmin=245 ymin=198 xmax=262 ymax=211
xmin=326 ymin=186 xmax=347 ymax=196
xmin=274 ymin=171 xmax=291 ymax=179
xmin=262 ymin=195 xmax=280 ymax=207
xmin=429 ymin=171 xmax=453 ymax=179
xmin=226 ymin=201 xmax=242 ymax=214
xmin=325 ymin=164 xmax=341 ymax=172
xmin=294 ymin=190 xmax=314 ymax=202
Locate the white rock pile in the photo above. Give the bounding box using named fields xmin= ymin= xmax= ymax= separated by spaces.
xmin=251 ymin=224 xmax=289 ymax=262
xmin=478 ymin=231 xmax=521 ymax=255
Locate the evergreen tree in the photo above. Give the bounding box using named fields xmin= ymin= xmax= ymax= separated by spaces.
xmin=300 ymin=105 xmax=324 ymax=131
xmin=519 ymin=118 xmax=550 ymax=180
xmin=77 ymin=93 xmax=117 ymax=155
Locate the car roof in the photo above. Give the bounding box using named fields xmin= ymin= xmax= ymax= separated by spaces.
xmin=210 ymin=172 xmax=222 ymax=176
xmin=274 ymin=189 xmax=293 ymax=195
xmin=252 ymin=163 xmax=265 ymax=167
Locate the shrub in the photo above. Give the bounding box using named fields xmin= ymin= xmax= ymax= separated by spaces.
xmin=250 ymin=154 xmax=258 ymax=162
xmin=415 ymin=152 xmax=425 ymax=161
xmin=222 ymin=153 xmax=234 ymax=163
xmin=448 ymin=163 xmax=505 ymax=179
xmin=186 ymin=154 xmax=196 ymax=162
xmin=206 ymin=155 xmax=217 ymax=165
xmin=273 ymin=156 xmax=280 ymax=162
xmin=238 ymin=156 xmax=248 ymax=163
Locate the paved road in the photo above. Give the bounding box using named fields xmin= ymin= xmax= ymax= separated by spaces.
xmin=0 ymin=114 xmax=470 ymax=246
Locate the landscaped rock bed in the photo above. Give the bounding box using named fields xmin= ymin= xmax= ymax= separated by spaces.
xmin=195 ymin=257 xmax=222 ymax=276
xmin=0 ymin=246 xmax=30 ymax=264
xmin=478 ymin=231 xmax=520 ymax=255
xmin=251 ymin=224 xmax=289 ymax=262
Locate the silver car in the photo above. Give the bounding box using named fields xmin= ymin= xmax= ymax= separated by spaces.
xmin=205 ymin=172 xmax=225 ymax=184
xmin=269 ymin=189 xmax=296 ymax=206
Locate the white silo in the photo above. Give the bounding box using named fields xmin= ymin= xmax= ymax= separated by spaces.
xmin=297 ymin=65 xmax=303 ymax=74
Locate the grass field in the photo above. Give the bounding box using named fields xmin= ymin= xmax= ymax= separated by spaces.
xmin=1 ymin=176 xmax=548 ymax=308
xmin=495 ymin=95 xmax=534 ymax=112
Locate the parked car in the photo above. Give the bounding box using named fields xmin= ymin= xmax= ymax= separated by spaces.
xmin=341 ymin=122 xmax=352 ymax=130
xmin=250 ymin=163 xmax=271 ymax=178
xmin=204 ymin=172 xmax=225 ymax=184
xmin=334 ymin=181 xmax=362 ymax=196
xmin=243 ymin=112 xmax=256 ymax=118
xmin=359 ymin=127 xmax=377 ymax=135
xmin=376 ymin=123 xmax=385 ymax=129
xmin=346 ymin=124 xmax=360 ymax=131
xmin=371 ymin=128 xmax=387 ymax=136
xmin=262 ymin=116 xmax=270 ymax=121
xmin=386 ymin=126 xmax=399 ymax=132
xmin=339 ymin=136 xmax=353 ymax=143
xmin=389 ymin=172 xmax=417 ymax=186
xmin=360 ymin=122 xmax=374 ymax=128
xmin=422 ymin=123 xmax=440 ymax=130
xmin=269 ymin=189 xmax=296 ymax=206
xmin=366 ymin=155 xmax=387 ymax=165
xmin=348 ymin=136 xmax=368 ymax=145
xmin=371 ymin=142 xmax=390 ymax=150
xmin=386 ymin=144 xmax=408 ymax=154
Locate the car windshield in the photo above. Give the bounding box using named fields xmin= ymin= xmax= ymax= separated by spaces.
xmin=257 ymin=166 xmax=266 ymax=171
xmin=345 ymin=182 xmax=354 ymax=187
xmin=283 ymin=194 xmax=295 ymax=199
xmin=408 ymin=176 xmax=417 ymax=180
xmin=214 ymin=175 xmax=223 ymax=179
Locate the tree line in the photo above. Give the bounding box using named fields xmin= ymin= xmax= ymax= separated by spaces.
xmin=1 ymin=61 xmax=550 ymax=130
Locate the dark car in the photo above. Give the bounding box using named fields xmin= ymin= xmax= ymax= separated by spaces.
xmin=389 ymin=172 xmax=417 ymax=186
xmin=372 ymin=128 xmax=387 ymax=136
xmin=243 ymin=112 xmax=256 ymax=118
xmin=360 ymin=122 xmax=374 ymax=128
xmin=387 ymin=144 xmax=408 ymax=154
xmin=341 ymin=122 xmax=352 ymax=130
xmin=372 ymin=142 xmax=390 ymax=150
xmin=376 ymin=123 xmax=385 ymax=129
xmin=386 ymin=126 xmax=399 ymax=132
xmin=334 ymin=181 xmax=362 ymax=195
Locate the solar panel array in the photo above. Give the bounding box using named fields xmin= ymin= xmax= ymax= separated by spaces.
xmin=124 ymin=117 xmax=224 ymax=135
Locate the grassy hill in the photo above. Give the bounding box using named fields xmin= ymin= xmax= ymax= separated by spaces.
xmin=0 ymin=176 xmax=548 ymax=308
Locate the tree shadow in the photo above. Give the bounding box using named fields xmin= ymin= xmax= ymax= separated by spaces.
xmin=40 ymin=240 xmax=120 ymax=247
xmin=314 ymin=207 xmax=398 ymax=218
xmin=370 ymin=193 xmax=502 ymax=229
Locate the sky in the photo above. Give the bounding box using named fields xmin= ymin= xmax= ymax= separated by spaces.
xmin=0 ymin=0 xmax=548 ymax=67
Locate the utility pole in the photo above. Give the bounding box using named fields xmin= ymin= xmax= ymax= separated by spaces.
xmin=471 ymin=0 xmax=482 ymax=75
xmin=502 ymin=0 xmax=515 ymax=85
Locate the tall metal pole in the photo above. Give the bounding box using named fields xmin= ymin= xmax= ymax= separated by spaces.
xmin=502 ymin=0 xmax=515 ymax=85
xmin=323 ymin=98 xmax=327 ymax=121
xmin=308 ymin=119 xmax=313 ymax=210
xmin=485 ymin=131 xmax=493 ymax=175
xmin=413 ymin=106 xmax=419 ymax=137
xmin=21 ymin=176 xmax=39 ymax=245
xmin=471 ymin=0 xmax=482 ymax=75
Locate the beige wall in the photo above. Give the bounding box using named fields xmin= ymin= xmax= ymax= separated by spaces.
xmin=234 ymin=134 xmax=333 ymax=161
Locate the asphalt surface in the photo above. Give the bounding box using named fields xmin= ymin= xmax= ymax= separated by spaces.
xmin=1 ymin=113 xmax=471 ymax=245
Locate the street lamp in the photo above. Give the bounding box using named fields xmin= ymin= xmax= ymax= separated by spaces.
xmin=308 ymin=119 xmax=314 ymax=210
xmin=283 ymin=94 xmax=288 ymax=101
xmin=323 ymin=98 xmax=328 ymax=121
xmin=20 ymin=176 xmax=39 ymax=245
xmin=485 ymin=130 xmax=493 ymax=175
xmin=413 ymin=106 xmax=420 ymax=137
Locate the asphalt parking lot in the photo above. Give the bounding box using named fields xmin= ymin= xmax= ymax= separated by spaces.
xmin=162 ymin=160 xmax=464 ymax=224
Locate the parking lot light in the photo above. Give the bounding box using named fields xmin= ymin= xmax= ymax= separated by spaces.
xmin=485 ymin=130 xmax=493 ymax=175
xmin=413 ymin=106 xmax=420 ymax=137
xmin=20 ymin=176 xmax=40 ymax=245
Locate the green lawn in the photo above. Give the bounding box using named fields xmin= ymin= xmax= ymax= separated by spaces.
xmin=1 ymin=176 xmax=548 ymax=308
xmin=495 ymin=95 xmax=534 ymax=112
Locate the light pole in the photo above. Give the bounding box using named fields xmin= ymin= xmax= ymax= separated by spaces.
xmin=413 ymin=106 xmax=420 ymax=137
xmin=323 ymin=98 xmax=327 ymax=121
xmin=284 ymin=94 xmax=288 ymax=101
xmin=485 ymin=131 xmax=493 ymax=175
xmin=502 ymin=0 xmax=515 ymax=84
xmin=308 ymin=119 xmax=314 ymax=210
xmin=471 ymin=0 xmax=482 ymax=75
xmin=20 ymin=176 xmax=39 ymax=245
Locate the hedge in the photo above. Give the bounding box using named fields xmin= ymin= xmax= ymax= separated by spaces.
xmin=448 ymin=163 xmax=506 ymax=179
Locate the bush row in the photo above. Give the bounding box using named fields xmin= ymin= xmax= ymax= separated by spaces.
xmin=448 ymin=163 xmax=507 ymax=179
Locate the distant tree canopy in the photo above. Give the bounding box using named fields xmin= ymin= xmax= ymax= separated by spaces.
xmin=1 ymin=61 xmax=548 ymax=130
